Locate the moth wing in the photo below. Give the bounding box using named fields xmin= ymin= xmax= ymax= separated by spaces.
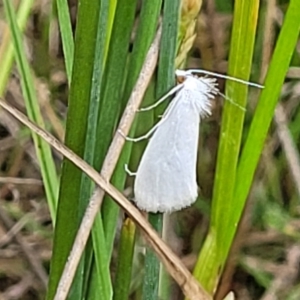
xmin=134 ymin=98 xmax=200 ymax=213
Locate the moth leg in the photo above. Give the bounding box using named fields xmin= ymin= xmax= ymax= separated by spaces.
xmin=118 ymin=120 xmax=162 ymax=142
xmin=138 ymin=83 xmax=184 ymax=112
xmin=119 ymin=84 xmax=183 ymax=142
xmin=124 ymin=164 xmax=136 ymax=176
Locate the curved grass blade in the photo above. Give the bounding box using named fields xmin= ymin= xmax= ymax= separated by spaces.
xmin=3 ymin=0 xmax=58 ymax=223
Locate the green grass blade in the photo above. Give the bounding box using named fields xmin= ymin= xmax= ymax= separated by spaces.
xmin=212 ymin=0 xmax=260 ymax=257
xmin=81 ymin=1 xmax=138 ymax=297
xmin=55 ymin=0 xmax=74 ymax=82
xmin=122 ymin=0 xmax=162 ymax=106
xmin=79 ymin=2 xmax=116 ymax=298
xmin=95 ymin=0 xmax=138 ymax=172
xmin=3 ymin=0 xmax=58 ymax=222
xmin=97 ymin=0 xmax=138 ymax=256
xmin=142 ymin=213 xmax=163 ymax=300
xmin=102 ymin=0 xmax=117 ymax=66
xmin=156 ymin=0 xmax=180 ymax=98
xmin=46 ymin=0 xmax=100 ymax=298
xmin=233 ymin=0 xmax=300 ymax=239
xmin=113 ymin=218 xmax=136 ymax=300
xmin=0 ymin=0 xmax=33 ymax=96
xmin=91 ymin=214 xmax=113 ymax=299
xmin=193 ymin=0 xmax=260 ymax=293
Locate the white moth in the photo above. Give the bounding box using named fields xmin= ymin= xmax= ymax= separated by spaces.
xmin=127 ymin=70 xmax=262 ymax=213
xmin=132 ymin=70 xmax=218 ymax=213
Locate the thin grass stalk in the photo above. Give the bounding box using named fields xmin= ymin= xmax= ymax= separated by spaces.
xmin=55 ymin=0 xmax=74 ymax=82
xmin=0 ymin=0 xmax=34 ymax=95
xmin=3 ymin=0 xmax=58 ymax=223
